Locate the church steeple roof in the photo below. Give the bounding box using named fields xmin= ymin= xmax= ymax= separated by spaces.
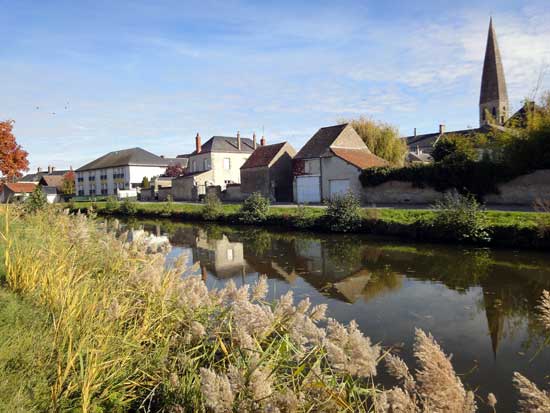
xmin=480 ymin=18 xmax=508 ymax=105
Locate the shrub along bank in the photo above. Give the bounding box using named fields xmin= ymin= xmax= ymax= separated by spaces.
xmin=66 ymin=194 xmax=550 ymax=250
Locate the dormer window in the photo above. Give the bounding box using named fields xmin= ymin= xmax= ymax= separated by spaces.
xmin=492 ymin=107 xmax=496 ymax=117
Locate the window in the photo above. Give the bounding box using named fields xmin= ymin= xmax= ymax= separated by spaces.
xmin=88 ymin=175 xmax=96 ymax=181
xmin=226 ymin=248 xmax=234 ymax=261
xmin=492 ymin=107 xmax=496 ymax=117
xmin=77 ymin=176 xmax=84 ymax=182
xmin=203 ymin=158 xmax=210 ymax=170
xmin=223 ymin=158 xmax=231 ymax=170
xmin=192 ymin=160 xmax=197 ymax=172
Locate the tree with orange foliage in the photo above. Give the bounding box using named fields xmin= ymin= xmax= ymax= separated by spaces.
xmin=0 ymin=120 xmax=29 ymax=181
xmin=62 ymin=170 xmax=76 ymax=195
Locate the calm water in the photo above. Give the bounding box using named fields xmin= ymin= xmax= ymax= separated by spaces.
xmin=125 ymin=218 xmax=550 ymax=412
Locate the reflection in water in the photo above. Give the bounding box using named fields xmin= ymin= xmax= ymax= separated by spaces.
xmin=121 ymin=219 xmax=550 ymax=412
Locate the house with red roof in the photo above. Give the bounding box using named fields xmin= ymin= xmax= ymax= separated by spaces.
xmin=0 ymin=182 xmax=37 ymax=203
xmin=293 ymin=123 xmax=388 ymax=203
xmin=240 ymin=142 xmax=296 ymax=202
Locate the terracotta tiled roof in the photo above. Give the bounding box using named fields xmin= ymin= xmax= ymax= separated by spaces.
xmin=330 ymin=148 xmax=388 ymax=170
xmin=241 ymin=142 xmax=288 ymax=169
xmin=4 ymin=182 xmax=37 ymax=193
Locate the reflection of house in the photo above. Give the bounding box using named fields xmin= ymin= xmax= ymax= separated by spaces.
xmin=293 ymin=123 xmax=388 ymax=203
xmin=172 ymin=133 xmax=255 ymax=200
xmin=240 ymin=142 xmax=296 ymax=202
xmin=0 ymin=182 xmax=37 ymax=203
xmin=194 ymin=230 xmax=248 ymax=278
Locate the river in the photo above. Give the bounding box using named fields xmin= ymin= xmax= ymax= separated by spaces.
xmin=123 ymin=218 xmax=550 ymax=412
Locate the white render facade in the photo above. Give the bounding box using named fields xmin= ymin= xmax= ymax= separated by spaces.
xmin=187 ymin=151 xmax=251 ymax=189
xmin=76 ymin=165 xmax=167 ymax=196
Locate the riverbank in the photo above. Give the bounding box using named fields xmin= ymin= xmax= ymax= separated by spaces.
xmin=68 ymin=201 xmax=550 ymax=250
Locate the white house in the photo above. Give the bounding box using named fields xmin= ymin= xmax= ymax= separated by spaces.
xmin=172 ymin=133 xmax=258 ymax=200
xmin=75 ymin=147 xmax=171 ymax=197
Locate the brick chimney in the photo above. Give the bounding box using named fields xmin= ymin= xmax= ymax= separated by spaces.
xmin=195 ymin=133 xmax=201 ymax=153
xmin=237 ymin=131 xmax=241 ymax=151
xmin=439 ymin=124 xmax=445 ymax=134
xmin=252 ymin=132 xmax=257 ymax=149
xmin=260 ymin=135 xmax=266 ymax=146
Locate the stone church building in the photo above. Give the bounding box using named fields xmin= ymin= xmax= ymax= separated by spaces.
xmin=405 ymin=18 xmax=526 ymax=158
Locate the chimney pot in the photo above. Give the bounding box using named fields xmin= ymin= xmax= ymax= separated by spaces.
xmin=37 ymin=166 xmax=42 ymax=173
xmin=439 ymin=124 xmax=445 ymax=134
xmin=414 ymin=127 xmax=417 ymax=137
xmin=237 ymin=131 xmax=241 ymax=150
xmin=252 ymin=132 xmax=257 ymax=149
xmin=260 ymin=135 xmax=266 ymax=146
xmin=47 ymin=165 xmax=53 ymax=174
xmin=195 ymin=133 xmax=202 ymax=153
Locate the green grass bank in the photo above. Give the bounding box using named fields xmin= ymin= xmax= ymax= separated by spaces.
xmin=67 ymin=201 xmax=550 ymax=250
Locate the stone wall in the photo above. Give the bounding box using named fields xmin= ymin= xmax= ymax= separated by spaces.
xmin=223 ymin=184 xmax=247 ymax=202
xmin=485 ymin=169 xmax=550 ymax=205
xmin=362 ymin=169 xmax=550 ymax=206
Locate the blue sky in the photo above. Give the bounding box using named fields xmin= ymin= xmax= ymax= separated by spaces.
xmin=1 ymin=0 xmax=549 ymax=171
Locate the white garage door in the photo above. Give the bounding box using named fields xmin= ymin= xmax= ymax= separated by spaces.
xmin=329 ymin=179 xmax=350 ymax=199
xmin=296 ymin=176 xmax=321 ymax=204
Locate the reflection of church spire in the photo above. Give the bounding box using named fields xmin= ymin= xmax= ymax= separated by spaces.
xmin=482 ymin=287 xmax=505 ymax=360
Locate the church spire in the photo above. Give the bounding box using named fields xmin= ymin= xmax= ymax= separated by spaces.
xmin=479 ymin=18 xmax=509 ymax=127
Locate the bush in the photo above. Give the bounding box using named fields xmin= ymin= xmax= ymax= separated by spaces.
xmin=534 ymin=199 xmax=550 ymax=238
xmin=24 ymin=185 xmax=47 ymax=213
xmin=430 ymin=192 xmax=491 ymax=243
xmin=323 ymin=192 xmax=361 ymax=232
xmin=239 ymin=192 xmax=270 ymax=224
xmin=360 ymin=160 xmax=514 ymax=199
xmin=161 ymin=195 xmax=174 ymax=217
xmin=201 ymin=193 xmax=223 ymax=221
xmin=105 ymin=196 xmax=119 ymax=212
xmin=119 ymin=197 xmax=138 ymax=215
xmin=292 ymin=204 xmax=314 ymax=229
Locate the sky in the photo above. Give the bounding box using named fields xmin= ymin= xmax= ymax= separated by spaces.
xmin=1 ymin=0 xmax=549 ymax=171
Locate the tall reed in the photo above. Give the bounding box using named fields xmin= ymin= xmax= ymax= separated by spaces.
xmin=1 ymin=206 xmax=493 ymax=412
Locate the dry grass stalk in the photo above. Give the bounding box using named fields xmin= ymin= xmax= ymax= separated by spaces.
xmin=512 ymin=372 xmax=550 ymax=413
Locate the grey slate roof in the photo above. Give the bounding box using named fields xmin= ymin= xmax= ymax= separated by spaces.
xmin=295 ymin=124 xmax=349 ymax=159
xmin=187 ymin=136 xmax=255 ymax=156
xmin=164 ymin=157 xmax=189 ymax=168
xmin=480 ymin=18 xmax=508 ymax=105
xmin=19 ymin=170 xmax=69 ymax=183
xmin=76 ymin=148 xmax=168 ymax=172
xmin=404 ymin=125 xmax=495 ymax=154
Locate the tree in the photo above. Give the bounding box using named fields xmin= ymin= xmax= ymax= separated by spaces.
xmin=432 ymin=134 xmax=478 ymax=163
xmin=141 ymin=176 xmax=150 ymax=188
xmin=0 ymin=120 xmax=29 ymax=181
xmin=61 ymin=170 xmax=76 ymax=195
xmin=342 ymin=117 xmax=408 ymax=166
xmin=25 ymin=185 xmax=47 ymax=213
xmin=164 ymin=164 xmax=185 ymax=177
